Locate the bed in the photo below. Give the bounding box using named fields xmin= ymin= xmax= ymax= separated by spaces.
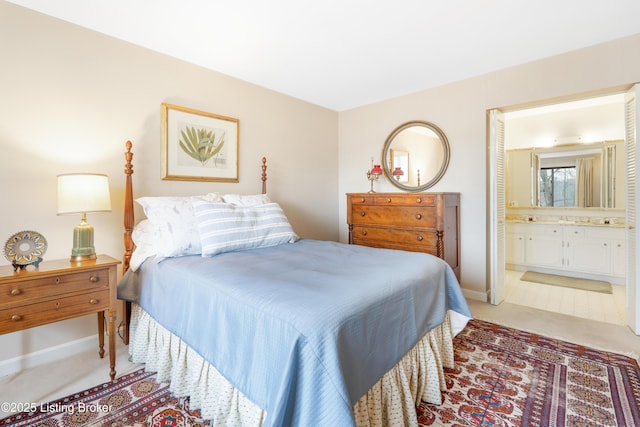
xmin=117 ymin=141 xmax=472 ymax=426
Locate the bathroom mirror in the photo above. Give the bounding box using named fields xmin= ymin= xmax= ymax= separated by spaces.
xmin=506 ymin=141 xmax=625 ymax=209
xmin=381 ymin=121 xmax=450 ymax=192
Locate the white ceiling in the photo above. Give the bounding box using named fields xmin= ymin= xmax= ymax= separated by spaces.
xmin=7 ymin=0 xmax=640 ymax=111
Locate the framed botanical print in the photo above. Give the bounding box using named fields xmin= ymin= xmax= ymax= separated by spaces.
xmin=161 ymin=103 xmax=239 ymax=182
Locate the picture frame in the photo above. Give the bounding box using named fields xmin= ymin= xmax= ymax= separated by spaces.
xmin=161 ymin=103 xmax=239 ymax=182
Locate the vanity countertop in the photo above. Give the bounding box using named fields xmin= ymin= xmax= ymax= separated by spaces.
xmin=506 ymin=218 xmax=625 ymax=228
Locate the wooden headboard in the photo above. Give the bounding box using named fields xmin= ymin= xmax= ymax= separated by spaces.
xmin=120 ymin=140 xmax=268 ymax=343
xmin=121 ymin=140 xmax=268 ymax=274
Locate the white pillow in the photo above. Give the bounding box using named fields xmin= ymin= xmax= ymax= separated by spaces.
xmin=128 ymin=219 xmax=159 ymax=271
xmin=222 ymin=193 xmax=271 ymax=206
xmin=136 ymin=193 xmax=223 ymax=257
xmin=191 ymin=198 xmax=298 ymax=257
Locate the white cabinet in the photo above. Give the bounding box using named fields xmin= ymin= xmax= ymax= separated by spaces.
xmin=612 ymin=239 xmax=626 ymax=276
xmin=564 ymin=226 xmax=623 ymax=275
xmin=506 ymin=231 xmax=525 ymax=264
xmin=525 ymin=224 xmax=563 ymax=268
xmin=506 ymin=222 xmax=626 ymax=279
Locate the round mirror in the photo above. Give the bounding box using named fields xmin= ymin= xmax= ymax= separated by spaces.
xmin=381 ymin=121 xmax=450 ymax=192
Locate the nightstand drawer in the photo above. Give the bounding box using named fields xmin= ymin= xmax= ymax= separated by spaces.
xmin=351 ymin=225 xmax=439 ymax=248
xmin=0 ymin=268 xmax=109 ymax=309
xmin=0 ymin=289 xmax=109 ymax=333
xmin=350 ymin=205 xmax=437 ymax=228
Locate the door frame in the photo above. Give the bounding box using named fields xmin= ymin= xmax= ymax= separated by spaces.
xmin=487 ymin=88 xmax=639 ymax=334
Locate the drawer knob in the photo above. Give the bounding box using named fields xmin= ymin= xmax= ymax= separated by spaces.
xmin=416 ymin=235 xmax=423 ymax=241
xmin=416 ymin=198 xmax=422 ymax=203
xmin=55 ymin=277 xmax=60 ymax=285
xmin=415 ymin=214 xmax=422 ymax=220
xmin=89 ymin=298 xmax=99 ymax=305
xmin=89 ymin=275 xmax=99 ymax=283
xmin=360 ymin=197 xmax=365 ymax=203
xmin=360 ymin=211 xmax=366 ymax=217
xmin=10 ymin=288 xmax=21 ymax=296
xmin=386 ymin=198 xmax=391 ymax=203
xmin=11 ymin=314 xmax=22 ymax=322
xmin=361 ymin=230 xmax=367 ymax=236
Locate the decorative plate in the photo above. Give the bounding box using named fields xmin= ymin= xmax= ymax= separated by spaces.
xmin=4 ymin=230 xmax=48 ymax=266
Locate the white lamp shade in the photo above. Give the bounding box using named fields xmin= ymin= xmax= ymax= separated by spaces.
xmin=57 ymin=173 xmax=112 ymax=215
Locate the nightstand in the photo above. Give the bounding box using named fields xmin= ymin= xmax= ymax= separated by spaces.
xmin=0 ymin=255 xmax=120 ymax=380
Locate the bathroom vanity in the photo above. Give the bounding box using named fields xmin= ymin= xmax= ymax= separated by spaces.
xmin=506 ymin=219 xmax=625 ymax=284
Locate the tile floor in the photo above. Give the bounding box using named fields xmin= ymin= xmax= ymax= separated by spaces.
xmin=504 ymin=269 xmax=627 ymax=325
xmin=1 ymin=292 xmax=638 ymax=421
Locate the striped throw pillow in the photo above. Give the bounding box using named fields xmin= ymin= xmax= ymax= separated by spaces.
xmin=191 ymin=197 xmax=298 ymax=256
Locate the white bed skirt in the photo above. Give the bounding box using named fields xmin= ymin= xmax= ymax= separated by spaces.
xmin=129 ymin=304 xmax=469 ymax=427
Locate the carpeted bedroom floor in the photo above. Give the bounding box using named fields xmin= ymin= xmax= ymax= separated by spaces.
xmin=1 ymin=299 xmax=638 ymax=422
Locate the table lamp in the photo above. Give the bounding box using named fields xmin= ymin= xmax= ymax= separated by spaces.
xmin=57 ymin=173 xmax=112 ymax=262
xmin=366 ymin=161 xmax=383 ymax=193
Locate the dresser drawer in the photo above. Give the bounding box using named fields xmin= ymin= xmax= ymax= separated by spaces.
xmin=350 ymin=194 xmax=437 ymax=206
xmin=0 ymin=268 xmax=110 ymax=309
xmin=347 ymin=192 xmax=460 ymax=279
xmin=351 ymin=225 xmax=439 ymax=248
xmin=350 ymin=205 xmax=437 ymax=228
xmin=0 ymin=289 xmax=109 ymax=333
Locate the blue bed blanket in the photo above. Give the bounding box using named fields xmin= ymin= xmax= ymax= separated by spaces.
xmin=119 ymin=239 xmax=471 ymax=426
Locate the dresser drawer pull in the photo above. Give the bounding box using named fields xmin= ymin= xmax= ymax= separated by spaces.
xmin=89 ymin=298 xmax=99 ymax=305
xmin=416 ymin=235 xmax=423 ymax=242
xmin=359 ymin=197 xmax=365 ymax=203
xmin=360 ymin=211 xmax=366 ymax=217
xmin=361 ymin=230 xmax=367 ymax=236
xmin=55 ymin=277 xmax=60 ymax=285
xmin=416 ymin=198 xmax=422 ymax=203
xmin=10 ymin=288 xmax=21 ymax=296
xmin=11 ymin=314 xmax=22 ymax=322
xmin=386 ymin=198 xmax=392 ymax=203
xmin=415 ymin=214 xmax=422 ymax=220
xmin=89 ymin=275 xmax=99 ymax=283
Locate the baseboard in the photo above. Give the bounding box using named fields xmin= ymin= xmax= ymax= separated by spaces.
xmin=0 ymin=334 xmax=99 ymax=377
xmin=462 ymin=287 xmax=488 ymax=302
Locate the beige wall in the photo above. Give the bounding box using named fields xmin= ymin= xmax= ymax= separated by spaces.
xmin=0 ymin=2 xmax=338 ymax=365
xmin=338 ymin=33 xmax=640 ymax=298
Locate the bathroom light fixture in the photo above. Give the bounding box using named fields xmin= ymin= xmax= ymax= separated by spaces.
xmin=57 ymin=173 xmax=112 ymax=262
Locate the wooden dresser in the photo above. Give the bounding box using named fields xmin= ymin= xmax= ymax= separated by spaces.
xmin=0 ymin=255 xmax=120 ymax=379
xmin=347 ymin=192 xmax=460 ymax=279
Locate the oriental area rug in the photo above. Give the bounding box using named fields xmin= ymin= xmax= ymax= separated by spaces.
xmin=1 ymin=320 xmax=638 ymax=427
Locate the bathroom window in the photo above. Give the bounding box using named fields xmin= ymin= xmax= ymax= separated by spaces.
xmin=539 ymin=166 xmax=576 ymax=207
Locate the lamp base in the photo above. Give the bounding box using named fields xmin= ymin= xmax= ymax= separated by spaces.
xmin=70 ymin=253 xmax=97 ymax=262
xmin=70 ymin=217 xmax=97 ymax=263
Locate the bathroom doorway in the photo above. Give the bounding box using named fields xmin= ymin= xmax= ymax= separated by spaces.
xmin=489 ymin=90 xmax=638 ymax=330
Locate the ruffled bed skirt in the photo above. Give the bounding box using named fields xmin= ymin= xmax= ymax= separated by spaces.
xmin=129 ymin=304 xmax=466 ymax=427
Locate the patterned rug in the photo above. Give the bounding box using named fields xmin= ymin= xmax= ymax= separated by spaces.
xmin=417 ymin=319 xmax=640 ymax=426
xmin=1 ymin=319 xmax=638 ymax=426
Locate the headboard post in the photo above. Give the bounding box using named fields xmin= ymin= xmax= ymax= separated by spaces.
xmin=122 ymin=141 xmax=134 ymax=344
xmin=123 ymin=141 xmax=134 ymax=274
xmin=261 ymin=157 xmax=267 ymax=195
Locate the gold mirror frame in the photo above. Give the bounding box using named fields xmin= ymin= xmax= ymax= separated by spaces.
xmin=381 ymin=121 xmax=451 ymax=192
